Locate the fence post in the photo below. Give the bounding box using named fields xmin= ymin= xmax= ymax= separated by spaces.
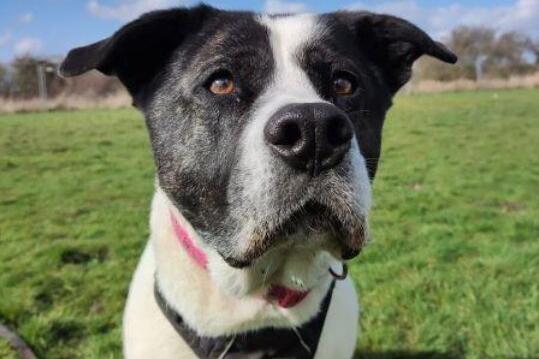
xmin=36 ymin=63 xmax=47 ymax=99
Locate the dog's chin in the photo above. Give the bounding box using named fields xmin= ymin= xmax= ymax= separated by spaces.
xmin=209 ymin=241 xmax=335 ymax=299
xmin=208 ymin=200 xmax=368 ymax=299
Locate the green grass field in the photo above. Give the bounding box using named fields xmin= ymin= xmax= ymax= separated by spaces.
xmin=1 ymin=89 xmax=538 ymax=359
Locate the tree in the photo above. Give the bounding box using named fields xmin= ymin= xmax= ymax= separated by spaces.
xmin=10 ymin=56 xmax=62 ymax=98
xmin=527 ymin=39 xmax=539 ymax=65
xmin=449 ymin=26 xmax=495 ymax=80
xmin=418 ymin=26 xmax=538 ymax=81
xmin=11 ymin=56 xmax=40 ymax=98
xmin=487 ymin=31 xmax=533 ymax=77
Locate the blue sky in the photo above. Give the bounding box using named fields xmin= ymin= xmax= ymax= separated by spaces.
xmin=1 ymin=0 xmax=537 ymax=63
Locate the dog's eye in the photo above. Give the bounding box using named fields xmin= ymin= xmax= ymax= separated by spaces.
xmin=332 ymin=72 xmax=356 ymax=96
xmin=207 ymin=71 xmax=235 ymax=95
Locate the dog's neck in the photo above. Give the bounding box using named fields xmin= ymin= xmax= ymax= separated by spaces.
xmin=148 ymin=186 xmax=334 ymax=337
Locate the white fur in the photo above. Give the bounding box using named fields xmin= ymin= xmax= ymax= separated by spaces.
xmin=123 ymin=243 xmax=197 ymax=358
xmin=258 ymin=13 xmax=325 ymax=104
xmin=237 ymin=15 xmax=327 ymax=234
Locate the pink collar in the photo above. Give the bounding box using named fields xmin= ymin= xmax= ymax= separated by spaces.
xmin=169 ymin=210 xmax=208 ymax=269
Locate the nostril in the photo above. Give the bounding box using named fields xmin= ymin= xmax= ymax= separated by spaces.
xmin=265 ymin=103 xmax=352 ymax=175
xmin=274 ymin=120 xmax=302 ymax=147
xmin=326 ymin=117 xmax=353 ymax=147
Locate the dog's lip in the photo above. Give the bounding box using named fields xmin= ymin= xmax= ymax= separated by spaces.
xmin=220 ymin=201 xmax=367 ymax=268
xmin=265 ymin=285 xmax=310 ymax=308
xmin=265 ymin=200 xmax=344 ymax=241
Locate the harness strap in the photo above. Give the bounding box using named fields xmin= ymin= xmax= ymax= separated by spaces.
xmin=154 ymin=281 xmax=336 ymax=359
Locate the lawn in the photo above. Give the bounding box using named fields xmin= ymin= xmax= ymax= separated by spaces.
xmin=1 ymin=89 xmax=538 ymax=359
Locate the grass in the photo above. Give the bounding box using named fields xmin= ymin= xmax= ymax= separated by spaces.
xmin=1 ymin=89 xmax=538 ymax=358
xmin=0 ymin=338 xmax=19 ymax=359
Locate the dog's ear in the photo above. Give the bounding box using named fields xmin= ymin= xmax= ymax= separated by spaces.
xmin=336 ymin=11 xmax=457 ymax=92
xmin=60 ymin=5 xmax=214 ymax=99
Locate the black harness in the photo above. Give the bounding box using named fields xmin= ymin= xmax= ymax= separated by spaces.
xmin=154 ymin=281 xmax=335 ymax=359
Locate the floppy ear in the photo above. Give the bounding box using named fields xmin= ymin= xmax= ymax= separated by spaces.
xmin=338 ymin=11 xmax=457 ymax=92
xmin=60 ymin=5 xmax=214 ymax=99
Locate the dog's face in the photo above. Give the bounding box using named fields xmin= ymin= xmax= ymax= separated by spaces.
xmin=61 ymin=6 xmax=455 ymax=296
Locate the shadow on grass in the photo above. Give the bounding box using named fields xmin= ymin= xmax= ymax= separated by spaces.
xmin=355 ymin=351 xmax=534 ymax=359
xmin=354 ymin=350 xmax=464 ymax=359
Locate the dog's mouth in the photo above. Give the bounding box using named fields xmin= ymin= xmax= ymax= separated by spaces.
xmin=265 ymin=285 xmax=310 ymax=308
xmin=223 ymin=200 xmax=368 ymax=268
xmin=269 ymin=200 xmax=345 ymax=241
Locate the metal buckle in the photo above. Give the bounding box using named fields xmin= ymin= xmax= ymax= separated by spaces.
xmin=329 ymin=263 xmax=348 ymax=280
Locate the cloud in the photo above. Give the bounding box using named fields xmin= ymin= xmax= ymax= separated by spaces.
xmin=264 ymin=0 xmax=309 ymax=14
xmin=0 ymin=32 xmax=12 ymax=48
xmin=87 ymin=0 xmax=181 ymax=21
xmin=14 ymin=37 xmax=43 ymax=56
xmin=348 ymin=0 xmax=539 ymax=39
xmin=19 ymin=12 xmax=34 ymax=24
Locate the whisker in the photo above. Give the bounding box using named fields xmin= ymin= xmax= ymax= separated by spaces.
xmin=348 ymin=109 xmax=371 ymax=114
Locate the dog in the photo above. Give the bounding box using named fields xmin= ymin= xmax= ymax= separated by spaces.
xmin=60 ymin=5 xmax=456 ymax=358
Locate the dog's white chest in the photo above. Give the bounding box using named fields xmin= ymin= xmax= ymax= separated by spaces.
xmin=122 ymin=242 xmax=359 ymax=359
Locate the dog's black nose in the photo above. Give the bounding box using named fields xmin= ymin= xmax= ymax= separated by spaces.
xmin=264 ymin=103 xmax=353 ymax=176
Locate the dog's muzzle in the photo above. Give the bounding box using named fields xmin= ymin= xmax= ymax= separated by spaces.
xmin=219 ymin=101 xmax=370 ymax=268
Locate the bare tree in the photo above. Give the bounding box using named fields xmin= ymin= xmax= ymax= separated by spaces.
xmin=528 ymin=39 xmax=539 ymax=65
xmin=450 ymin=26 xmax=495 ymax=80
xmin=492 ymin=32 xmax=528 ymax=64
xmin=10 ymin=56 xmax=64 ymax=98
xmin=11 ymin=57 xmax=41 ymax=98
xmin=486 ymin=31 xmax=535 ymax=77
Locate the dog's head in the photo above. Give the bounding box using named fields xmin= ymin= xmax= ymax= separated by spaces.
xmin=61 ymin=6 xmax=455 ymax=297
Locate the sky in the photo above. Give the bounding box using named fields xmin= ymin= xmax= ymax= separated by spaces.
xmin=0 ymin=0 xmax=538 ymax=63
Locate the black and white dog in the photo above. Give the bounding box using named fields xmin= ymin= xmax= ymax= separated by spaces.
xmin=61 ymin=5 xmax=456 ymax=358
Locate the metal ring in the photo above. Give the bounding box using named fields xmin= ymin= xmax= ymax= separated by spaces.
xmin=329 ymin=263 xmax=348 ymax=280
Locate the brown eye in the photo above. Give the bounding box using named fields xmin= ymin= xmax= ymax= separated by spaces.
xmin=208 ymin=71 xmax=235 ymax=95
xmin=332 ymin=73 xmax=356 ymax=96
